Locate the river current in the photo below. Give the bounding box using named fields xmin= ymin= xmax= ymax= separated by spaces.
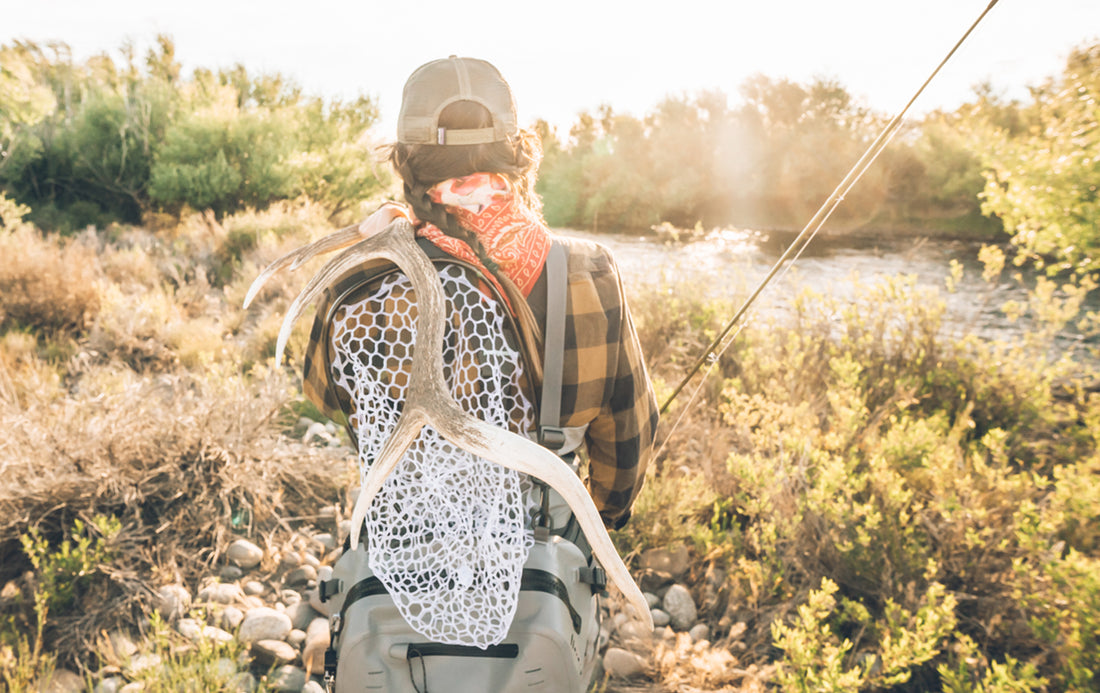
xmin=557 ymin=227 xmax=1096 ymax=358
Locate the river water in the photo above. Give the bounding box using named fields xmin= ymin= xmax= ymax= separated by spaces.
xmin=557 ymin=227 xmax=1096 ymax=357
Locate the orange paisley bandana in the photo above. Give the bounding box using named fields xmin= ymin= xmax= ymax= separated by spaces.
xmin=417 ymin=173 xmax=551 ymax=299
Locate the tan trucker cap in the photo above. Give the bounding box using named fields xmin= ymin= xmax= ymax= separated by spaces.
xmin=397 ymin=56 xmax=519 ymax=146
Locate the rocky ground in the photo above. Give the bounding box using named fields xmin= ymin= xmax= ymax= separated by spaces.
xmin=36 ymin=428 xmax=766 ymax=692
xmin=43 ymin=535 xmax=749 ymax=692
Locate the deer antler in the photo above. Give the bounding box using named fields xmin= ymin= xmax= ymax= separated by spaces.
xmin=252 ymin=218 xmax=653 ymax=630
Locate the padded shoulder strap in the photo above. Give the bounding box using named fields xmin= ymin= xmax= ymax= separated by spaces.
xmin=539 ymin=242 xmax=567 ymax=450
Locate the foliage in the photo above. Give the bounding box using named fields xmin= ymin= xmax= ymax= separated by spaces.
xmin=537 ymin=76 xmax=1001 ymax=237
xmin=641 ymin=261 xmax=1100 ymax=691
xmin=1 ymin=515 xmax=119 ymax=691
xmin=976 ymin=42 xmax=1100 ymax=274
xmin=0 ymin=37 xmax=389 ymax=231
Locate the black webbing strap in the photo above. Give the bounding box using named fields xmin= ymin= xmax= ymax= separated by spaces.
xmin=338 ymin=575 xmax=388 ymax=626
xmin=520 ymin=568 xmax=581 ymax=633
xmin=339 ymin=569 xmax=582 ymax=635
xmin=538 ymin=242 xmax=568 ymax=449
xmin=402 ymin=643 xmax=520 ymax=659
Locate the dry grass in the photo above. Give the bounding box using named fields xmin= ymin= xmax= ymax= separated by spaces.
xmin=0 ymin=203 xmax=353 ymax=668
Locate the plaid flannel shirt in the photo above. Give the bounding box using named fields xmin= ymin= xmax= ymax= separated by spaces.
xmin=301 ymin=234 xmax=658 ymax=529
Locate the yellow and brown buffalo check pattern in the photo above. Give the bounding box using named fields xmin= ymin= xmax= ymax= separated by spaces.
xmin=301 ymin=235 xmax=658 ymax=530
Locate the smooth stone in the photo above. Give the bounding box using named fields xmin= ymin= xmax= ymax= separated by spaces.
xmin=230 ymin=672 xmax=257 ymax=692
xmin=286 ymin=601 xmax=319 ymax=631
xmin=279 ymin=552 xmax=302 ymax=570
xmin=302 ymin=553 xmax=320 ymax=569
xmin=241 ymin=595 xmax=265 ymax=610
xmin=651 ymin=608 xmax=671 ymax=628
xmin=221 ymin=605 xmax=245 ymax=630
xmin=127 ymin=653 xmax=162 ymax=676
xmin=227 ymin=539 xmax=263 ymax=570
xmin=268 ymin=665 xmax=306 ymax=692
xmin=280 ymin=589 xmax=302 ymax=606
xmin=689 ymin=623 xmax=710 ymax=643
xmin=155 ymin=584 xmax=191 ymax=621
xmin=38 ymin=668 xmax=84 ymax=692
xmin=177 ymin=618 xmax=234 ymax=644
xmin=285 ymin=565 xmax=317 ymax=587
xmin=618 ymin=619 xmax=654 ymax=645
xmin=107 ymin=629 xmax=137 ymax=658
xmin=602 ymin=647 xmax=646 ymax=678
xmin=302 ymin=618 xmax=329 ymax=677
xmin=663 ymin=584 xmax=698 ymax=631
xmin=611 ymin=612 xmax=628 ymax=631
xmin=238 ymin=607 xmax=292 ymax=643
xmin=220 ymin=565 xmax=244 ymax=581
xmin=199 ymin=582 xmax=244 ymax=605
xmin=638 ymin=544 xmax=690 ymax=578
xmin=177 ymin=618 xmax=203 ymax=640
xmin=242 ymin=580 xmax=265 ymax=596
xmin=251 ymin=639 xmax=298 ymax=668
xmin=94 ymin=675 xmax=125 ymax=693
xmin=643 ymin=592 xmax=660 ymax=609
xmin=213 ymin=657 xmax=238 ymax=677
xmin=302 ymin=681 xmax=326 ymax=693
xmin=287 ymin=628 xmax=306 ymax=648
xmin=312 ymin=533 xmax=336 ymax=551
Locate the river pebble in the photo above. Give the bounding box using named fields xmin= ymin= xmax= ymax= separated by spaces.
xmin=199 ymin=581 xmax=244 ymax=605
xmin=221 ymin=605 xmax=245 ymax=630
xmin=94 ymin=675 xmax=125 ymax=693
xmin=155 ymin=584 xmax=190 ymax=621
xmin=269 ymin=664 xmax=307 ymax=692
xmin=285 ymin=565 xmax=318 ymax=587
xmin=663 ymin=583 xmax=698 ymax=631
xmin=603 ymin=647 xmax=647 ymax=678
xmin=243 ymin=580 xmax=265 ymax=596
xmin=220 ymin=564 xmax=244 ymax=581
xmin=651 ymin=608 xmax=671 ymax=627
xmin=689 ymin=623 xmax=710 ymax=643
xmin=39 ymin=668 xmax=84 ymax=693
xmin=227 ymin=539 xmax=264 ymax=569
xmin=251 ymin=639 xmax=298 ymax=668
xmin=239 ymin=607 xmax=292 ymax=643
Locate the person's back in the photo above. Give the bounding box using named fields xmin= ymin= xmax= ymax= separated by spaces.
xmin=282 ymin=56 xmax=658 ymax=691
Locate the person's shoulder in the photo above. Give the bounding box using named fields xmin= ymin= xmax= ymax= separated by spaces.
xmin=553 ymin=234 xmax=616 ymax=275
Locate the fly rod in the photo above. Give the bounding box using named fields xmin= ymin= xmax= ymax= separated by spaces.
xmin=659 ymin=0 xmax=1002 ymax=416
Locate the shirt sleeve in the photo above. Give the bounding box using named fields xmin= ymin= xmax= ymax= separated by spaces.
xmin=560 ymin=243 xmax=659 ymax=529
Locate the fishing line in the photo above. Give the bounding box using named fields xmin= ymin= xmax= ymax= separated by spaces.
xmin=658 ymin=0 xmax=1001 ymax=421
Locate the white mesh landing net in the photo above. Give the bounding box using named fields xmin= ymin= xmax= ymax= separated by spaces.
xmin=329 ymin=265 xmax=538 ymax=648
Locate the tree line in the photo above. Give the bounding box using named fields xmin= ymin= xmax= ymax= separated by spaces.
xmin=2 ymin=36 xmax=1098 ymax=275
xmin=0 ymin=37 xmax=389 ymax=231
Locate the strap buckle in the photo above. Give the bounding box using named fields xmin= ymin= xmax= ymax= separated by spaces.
xmin=319 ymin=578 xmax=343 ymax=603
xmin=538 ymin=426 xmax=566 ymax=449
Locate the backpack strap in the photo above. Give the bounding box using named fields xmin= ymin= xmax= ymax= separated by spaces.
xmin=538 ymin=241 xmax=568 ymax=450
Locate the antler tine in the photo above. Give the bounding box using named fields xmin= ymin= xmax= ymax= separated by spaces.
xmin=353 ymin=404 xmax=655 ymax=631
xmin=243 ymin=222 xmax=363 ymax=309
xmin=272 ymin=220 xmax=420 ymax=365
xmin=340 ymin=219 xmax=654 ymax=630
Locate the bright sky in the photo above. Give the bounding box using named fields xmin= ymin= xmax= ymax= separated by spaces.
xmin=2 ymin=0 xmax=1098 ymax=139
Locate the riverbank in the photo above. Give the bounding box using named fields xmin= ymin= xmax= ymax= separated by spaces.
xmin=3 ymin=203 xmax=1098 ymax=691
